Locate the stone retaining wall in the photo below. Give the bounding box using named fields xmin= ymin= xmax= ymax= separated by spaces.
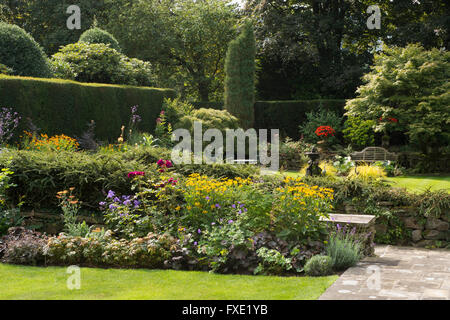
xmin=344 ymin=202 xmax=450 ymax=248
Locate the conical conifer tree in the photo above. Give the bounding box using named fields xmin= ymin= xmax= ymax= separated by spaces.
xmin=224 ymin=20 xmax=256 ymax=129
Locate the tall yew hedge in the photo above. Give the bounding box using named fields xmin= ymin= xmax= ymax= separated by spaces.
xmin=0 ymin=75 xmax=175 ymax=141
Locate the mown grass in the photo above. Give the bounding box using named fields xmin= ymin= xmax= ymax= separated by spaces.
xmin=384 ymin=175 xmax=450 ymax=193
xmin=277 ymin=170 xmax=450 ymax=193
xmin=0 ymin=263 xmax=337 ymax=300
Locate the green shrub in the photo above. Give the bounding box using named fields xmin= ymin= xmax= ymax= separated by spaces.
xmin=122 ymin=57 xmax=155 ymax=87
xmin=304 ymin=255 xmax=333 ymax=276
xmin=0 ymin=149 xmax=154 ymax=210
xmin=0 ymin=148 xmax=259 ymax=212
xmin=79 ymin=27 xmax=121 ymax=52
xmin=0 ymin=75 xmax=175 ymax=141
xmin=298 ymin=108 xmax=343 ymax=144
xmin=175 ymin=108 xmax=240 ymax=133
xmin=0 ymin=22 xmax=51 ymax=77
xmin=51 ymin=42 xmax=154 ymax=87
xmin=162 ymin=98 xmax=195 ymax=127
xmin=279 ymin=137 xmax=309 ymax=170
xmin=326 ymin=229 xmax=362 ymax=270
xmin=51 ymin=42 xmax=128 ymax=85
xmin=343 ymin=116 xmax=375 ymax=148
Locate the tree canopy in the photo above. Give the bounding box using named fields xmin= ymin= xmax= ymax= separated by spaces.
xmin=345 ymin=44 xmax=450 ymax=154
xmin=103 ymin=0 xmax=239 ymax=102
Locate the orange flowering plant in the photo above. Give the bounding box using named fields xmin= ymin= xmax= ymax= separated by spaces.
xmin=22 ymin=131 xmax=79 ymax=151
xmin=57 ymin=188 xmax=91 ymax=237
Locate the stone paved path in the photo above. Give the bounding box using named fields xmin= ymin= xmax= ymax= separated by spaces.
xmin=319 ymin=245 xmax=450 ymax=300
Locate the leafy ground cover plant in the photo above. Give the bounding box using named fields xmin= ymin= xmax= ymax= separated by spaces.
xmin=0 ymin=227 xmax=47 ymax=265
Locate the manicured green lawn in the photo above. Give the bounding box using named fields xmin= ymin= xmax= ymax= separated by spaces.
xmin=277 ymin=170 xmax=450 ymax=194
xmin=0 ymin=263 xmax=337 ymax=300
xmin=384 ymin=175 xmax=450 ymax=193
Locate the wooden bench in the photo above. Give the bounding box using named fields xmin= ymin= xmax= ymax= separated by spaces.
xmin=350 ymin=147 xmax=398 ymax=163
xmin=320 ymin=213 xmax=376 ymax=256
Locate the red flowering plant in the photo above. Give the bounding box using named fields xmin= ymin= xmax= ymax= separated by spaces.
xmin=378 ymin=117 xmax=398 ymax=123
xmin=315 ymin=126 xmax=336 ymax=138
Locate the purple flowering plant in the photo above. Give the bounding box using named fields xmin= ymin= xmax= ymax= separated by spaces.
xmin=0 ymin=107 xmax=20 ymax=146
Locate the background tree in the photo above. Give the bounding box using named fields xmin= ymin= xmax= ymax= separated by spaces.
xmin=103 ymin=0 xmax=239 ymax=101
xmin=244 ymin=0 xmax=449 ymax=100
xmin=0 ymin=0 xmax=106 ymax=54
xmin=224 ymin=20 xmax=256 ymax=129
xmin=345 ymin=44 xmax=450 ymax=155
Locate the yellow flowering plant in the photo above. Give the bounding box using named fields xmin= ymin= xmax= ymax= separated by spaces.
xmin=180 ymin=173 xmax=255 ymax=228
xmin=272 ymin=176 xmax=334 ymax=242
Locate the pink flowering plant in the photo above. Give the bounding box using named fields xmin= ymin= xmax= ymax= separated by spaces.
xmin=154 ymin=110 xmax=173 ymax=147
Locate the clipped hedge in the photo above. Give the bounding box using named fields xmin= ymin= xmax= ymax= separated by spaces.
xmin=254 ymin=99 xmax=346 ymax=138
xmin=0 ymin=75 xmax=175 ymax=141
xmin=191 ymin=100 xmax=346 ymax=138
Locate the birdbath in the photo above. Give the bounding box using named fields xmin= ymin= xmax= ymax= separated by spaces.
xmin=304 ymin=147 xmax=322 ymax=176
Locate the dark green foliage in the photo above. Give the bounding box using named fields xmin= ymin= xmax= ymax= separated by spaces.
xmin=0 ymin=75 xmax=175 ymax=141
xmin=254 ymin=99 xmax=346 ymax=138
xmin=304 ymin=255 xmax=333 ymax=276
xmin=79 ymin=27 xmax=121 ymax=52
xmin=0 ymin=22 xmax=51 ymax=77
xmin=224 ymin=21 xmax=256 ymax=129
xmin=51 ymin=42 xmax=154 ymax=86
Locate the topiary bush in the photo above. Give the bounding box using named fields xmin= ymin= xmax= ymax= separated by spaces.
xmin=175 ymin=108 xmax=240 ymax=133
xmin=304 ymin=255 xmax=333 ymax=276
xmin=0 ymin=22 xmax=52 ymax=77
xmin=79 ymin=27 xmax=121 ymax=52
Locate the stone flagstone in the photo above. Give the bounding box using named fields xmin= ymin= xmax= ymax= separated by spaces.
xmin=319 ymin=245 xmax=450 ymax=300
